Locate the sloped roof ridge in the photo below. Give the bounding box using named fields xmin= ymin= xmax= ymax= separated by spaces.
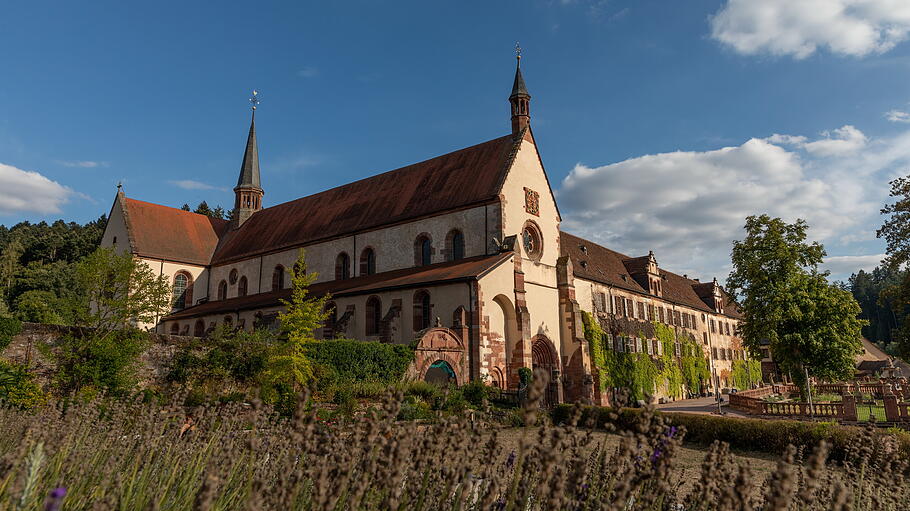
xmin=124 ymin=197 xmax=229 ymax=223
xmin=256 ymin=133 xmax=518 ymax=216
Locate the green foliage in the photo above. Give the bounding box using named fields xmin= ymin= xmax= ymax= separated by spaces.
xmin=14 ymin=290 xmax=64 ymax=324
xmin=0 ymin=360 xmax=46 ymax=408
xmin=517 ymin=367 xmax=532 ymax=387
xmin=269 ymin=250 xmax=329 ymax=389
xmin=731 ymin=359 xmax=762 ymax=390
xmin=728 ymin=215 xmax=865 ymax=394
xmin=461 ymin=379 xmax=490 ymax=407
xmin=582 ymin=311 xmax=710 ymax=401
xmin=848 ymin=265 xmax=901 ymax=347
xmin=166 ymin=326 xmax=274 ymax=396
xmin=0 ymin=316 xmax=22 ymax=351
xmin=0 ymin=217 xmax=106 ymax=320
xmin=306 ymin=339 xmax=414 ymax=388
xmin=69 ymin=247 xmax=172 ymax=335
xmin=51 ymin=329 xmax=147 ymax=395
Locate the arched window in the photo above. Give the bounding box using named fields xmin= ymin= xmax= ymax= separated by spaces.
xmin=172 ymin=273 xmax=189 ymax=309
xmin=360 ymin=248 xmax=376 ymax=276
xmin=272 ymin=265 xmax=285 ymax=291
xmin=323 ymin=301 xmax=337 ymax=338
xmin=413 ymin=290 xmax=431 ymax=331
xmin=446 ymin=229 xmax=465 ymax=261
xmin=193 ymin=319 xmax=205 ymax=337
xmin=237 ymin=276 xmax=248 ymax=297
xmin=217 ymin=280 xmax=228 ymax=301
xmin=415 ymin=235 xmax=432 ymax=266
xmin=365 ymin=296 xmax=382 ymax=335
xmin=170 ymin=323 xmax=180 ymax=335
xmin=335 ymin=253 xmax=351 ymax=280
xmin=453 ymin=231 xmax=465 ymax=260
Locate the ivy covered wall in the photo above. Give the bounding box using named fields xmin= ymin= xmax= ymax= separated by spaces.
xmin=581 ymin=311 xmax=710 ymax=401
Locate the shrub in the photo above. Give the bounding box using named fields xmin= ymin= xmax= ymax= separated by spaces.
xmin=14 ymin=290 xmax=64 ymax=324
xmin=0 ymin=360 xmax=46 ymax=409
xmin=397 ymin=395 xmax=434 ymax=421
xmin=51 ymin=329 xmax=147 ymax=395
xmin=461 ymin=379 xmax=490 ymax=407
xmin=552 ymin=404 xmax=910 ymax=460
xmin=0 ymin=317 xmax=22 ymax=351
xmin=305 ymin=339 xmax=414 ymax=387
xmin=403 ymin=380 xmax=441 ymax=401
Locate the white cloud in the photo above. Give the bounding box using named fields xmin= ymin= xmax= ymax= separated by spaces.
xmin=767 ymin=125 xmax=868 ymax=157
xmin=168 ymin=180 xmax=227 ymax=192
xmin=55 ymin=160 xmax=108 ymax=168
xmin=0 ymin=163 xmax=72 ymax=215
xmin=822 ymin=253 xmax=886 ymax=276
xmin=886 ymin=109 xmax=910 ymax=123
xmin=297 ymin=66 xmax=319 ymax=78
xmin=710 ymin=0 xmax=910 ymax=58
xmin=558 ymin=125 xmax=910 ymax=282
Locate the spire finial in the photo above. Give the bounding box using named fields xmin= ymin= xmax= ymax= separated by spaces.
xmin=117 ymin=181 xmax=122 ymax=191
xmin=515 ymin=42 xmax=522 ymax=64
xmin=249 ymin=89 xmax=260 ymax=111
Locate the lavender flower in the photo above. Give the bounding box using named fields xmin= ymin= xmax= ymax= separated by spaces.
xmin=44 ymin=487 xmax=66 ymax=511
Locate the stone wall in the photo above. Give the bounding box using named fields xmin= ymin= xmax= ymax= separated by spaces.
xmin=1 ymin=322 xmax=194 ymax=388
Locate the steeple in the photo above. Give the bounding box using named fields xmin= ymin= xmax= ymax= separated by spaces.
xmin=509 ymin=43 xmax=531 ymax=137
xmin=232 ymin=90 xmax=265 ymax=229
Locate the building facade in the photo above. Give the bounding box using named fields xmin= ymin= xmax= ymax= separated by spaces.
xmin=99 ymin=57 xmax=745 ymax=404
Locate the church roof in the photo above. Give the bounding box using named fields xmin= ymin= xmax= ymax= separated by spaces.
xmin=236 ymin=113 xmax=261 ymax=190
xmin=212 ymin=132 xmax=527 ymax=265
xmin=559 ymin=231 xmax=742 ymax=318
xmin=510 ymin=62 xmax=530 ymax=98
xmin=165 ymin=252 xmax=512 ymax=321
xmin=121 ymin=197 xmax=229 ymax=266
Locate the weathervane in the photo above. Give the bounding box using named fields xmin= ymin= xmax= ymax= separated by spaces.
xmin=249 ymin=89 xmax=261 ymax=111
xmin=515 ymin=42 xmax=522 ymax=60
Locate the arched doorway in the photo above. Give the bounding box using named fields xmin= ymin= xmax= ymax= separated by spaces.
xmin=424 ymin=360 xmax=457 ymax=385
xmin=531 ymin=335 xmax=560 ymax=407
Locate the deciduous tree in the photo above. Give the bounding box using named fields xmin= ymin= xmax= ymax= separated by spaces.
xmin=728 ymin=215 xmax=864 ymax=396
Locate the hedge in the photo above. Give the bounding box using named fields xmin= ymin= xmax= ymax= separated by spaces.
xmin=552 ymin=404 xmax=910 ymax=461
xmin=305 ymin=339 xmax=414 ymax=386
xmin=0 ymin=317 xmax=22 ymax=351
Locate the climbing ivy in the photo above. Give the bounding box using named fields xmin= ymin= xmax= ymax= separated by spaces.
xmin=731 ymin=359 xmax=762 ymax=390
xmin=582 ymin=311 xmax=711 ymax=401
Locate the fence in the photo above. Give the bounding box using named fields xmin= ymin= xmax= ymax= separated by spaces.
xmin=727 ymin=380 xmax=910 ymax=424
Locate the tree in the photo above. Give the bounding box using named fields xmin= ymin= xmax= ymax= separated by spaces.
xmin=877 ymin=175 xmax=910 ymax=358
xmin=67 ymin=247 xmax=172 ymax=336
xmin=267 ymin=251 xmax=329 ymax=389
xmin=0 ymin=238 xmax=23 ymax=308
xmin=727 ymin=215 xmax=864 ymax=396
xmin=14 ymin=290 xmax=64 ymax=324
xmin=193 ymin=201 xmax=227 ymax=220
xmin=181 ymin=204 xmax=191 ymax=211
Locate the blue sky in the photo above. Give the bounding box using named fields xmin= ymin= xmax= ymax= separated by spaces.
xmin=2 ymin=0 xmax=910 ymax=282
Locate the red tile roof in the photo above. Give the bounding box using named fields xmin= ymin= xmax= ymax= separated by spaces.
xmin=122 ymin=197 xmax=228 ymax=266
xmin=164 ymin=252 xmax=512 ymax=321
xmin=560 ymin=231 xmax=742 ymax=318
xmin=211 ymin=133 xmax=525 ymax=265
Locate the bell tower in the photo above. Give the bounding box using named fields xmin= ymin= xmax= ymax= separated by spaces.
xmin=232 ymin=90 xmax=264 ymax=229
xmin=509 ymin=43 xmax=531 ymax=137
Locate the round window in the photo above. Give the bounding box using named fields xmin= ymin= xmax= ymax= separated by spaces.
xmin=229 ymin=269 xmax=238 ymax=285
xmin=522 ymin=222 xmax=543 ymax=260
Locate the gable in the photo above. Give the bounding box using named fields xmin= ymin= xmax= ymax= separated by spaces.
xmin=498 ymin=130 xmax=562 ymax=265
xmin=212 ymin=134 xmax=522 ymax=265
